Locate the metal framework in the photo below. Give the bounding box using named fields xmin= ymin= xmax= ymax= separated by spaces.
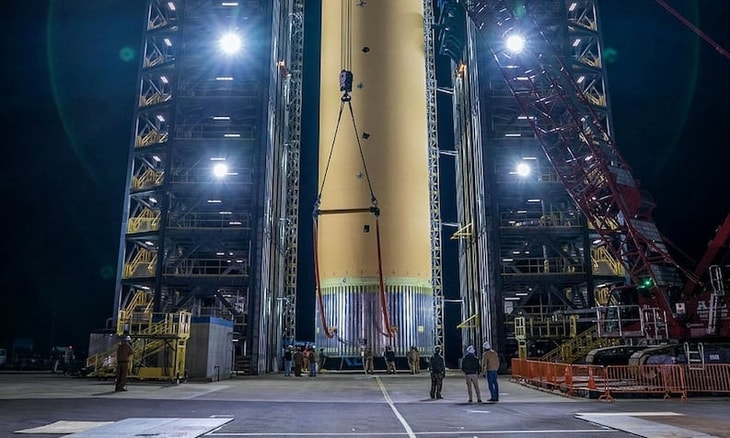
xmin=463 ymin=0 xmax=693 ymax=341
xmin=432 ymin=0 xmax=627 ymax=359
xmin=424 ymin=0 xmax=445 ymax=353
xmin=280 ymin=0 xmax=305 ymax=347
xmin=116 ymin=0 xmax=281 ymax=375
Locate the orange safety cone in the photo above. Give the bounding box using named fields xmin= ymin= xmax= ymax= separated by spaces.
xmin=563 ymin=365 xmax=573 ymax=395
xmin=588 ymin=367 xmax=596 ymax=391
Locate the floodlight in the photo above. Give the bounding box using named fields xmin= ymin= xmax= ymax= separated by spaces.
xmin=516 ymin=162 xmax=531 ymax=177
xmin=505 ymin=34 xmax=526 ymax=54
xmin=219 ymin=33 xmax=242 ymax=54
xmin=213 ymin=163 xmax=229 ymax=178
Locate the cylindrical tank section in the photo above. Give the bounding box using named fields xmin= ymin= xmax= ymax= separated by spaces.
xmin=315 ymin=0 xmax=434 ymax=359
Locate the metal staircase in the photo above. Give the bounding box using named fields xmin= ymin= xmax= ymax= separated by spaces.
xmin=86 ymin=290 xmax=191 ymax=382
xmin=539 ymin=326 xmax=619 ymax=363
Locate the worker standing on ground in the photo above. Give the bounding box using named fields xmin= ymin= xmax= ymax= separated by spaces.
xmin=429 ymin=346 xmax=445 ymax=399
xmin=115 ymin=335 xmax=134 ymax=392
xmin=283 ymin=346 xmax=293 ymax=377
xmin=385 ymin=345 xmax=396 ymax=374
xmin=407 ymin=346 xmax=421 ymax=374
xmin=302 ymin=346 xmax=310 ymax=374
xmin=481 ymin=341 xmax=500 ymax=402
xmin=461 ymin=345 xmax=482 ymax=403
xmin=293 ymin=347 xmax=304 ymax=377
xmin=364 ymin=346 xmax=374 ymax=374
xmin=308 ymin=347 xmax=318 ymax=377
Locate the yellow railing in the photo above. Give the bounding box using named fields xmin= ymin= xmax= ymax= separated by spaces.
xmin=88 ymin=311 xmax=191 ymax=380
xmin=118 ymin=311 xmax=191 ymax=340
xmin=591 ymin=246 xmax=624 ymax=277
xmin=501 ymin=257 xmax=585 ymax=275
xmin=131 ymin=168 xmax=164 ymax=190
xmin=127 ymin=208 xmax=161 ymax=234
xmin=136 ymin=130 xmax=168 ymax=147
xmin=456 ymin=313 xmax=479 ymax=328
xmin=139 ymin=92 xmax=171 ymax=107
xmin=538 ymin=326 xmax=619 ymax=363
xmin=123 ymin=248 xmax=156 ymax=279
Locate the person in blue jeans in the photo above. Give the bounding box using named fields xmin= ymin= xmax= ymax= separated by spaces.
xmin=308 ymin=348 xmax=318 ymax=377
xmin=481 ymin=342 xmax=500 ymax=402
xmin=283 ymin=347 xmax=293 ymax=377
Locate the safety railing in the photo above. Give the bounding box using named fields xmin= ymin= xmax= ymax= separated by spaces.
xmin=511 ymin=358 xmax=730 ymax=402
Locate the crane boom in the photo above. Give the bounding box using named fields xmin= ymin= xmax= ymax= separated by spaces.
xmin=654 ymin=0 xmax=730 ymax=60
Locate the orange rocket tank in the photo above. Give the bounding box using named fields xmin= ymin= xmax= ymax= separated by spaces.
xmin=315 ymin=0 xmax=434 ymax=358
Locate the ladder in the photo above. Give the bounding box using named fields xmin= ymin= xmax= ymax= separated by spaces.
xmin=707 ymin=265 xmax=726 ymax=335
xmin=683 ymin=342 xmax=705 ymax=370
xmin=514 ymin=317 xmax=527 ymax=359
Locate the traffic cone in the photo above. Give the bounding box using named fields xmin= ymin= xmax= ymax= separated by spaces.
xmin=588 ymin=367 xmax=596 ymax=391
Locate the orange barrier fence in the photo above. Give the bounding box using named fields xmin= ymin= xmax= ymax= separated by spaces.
xmin=511 ymin=359 xmax=730 ymax=402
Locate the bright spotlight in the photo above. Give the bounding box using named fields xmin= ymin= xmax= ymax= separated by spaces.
xmin=213 ymin=163 xmax=229 ymax=178
xmin=505 ymin=34 xmax=526 ymax=54
xmin=516 ymin=162 xmax=531 ymax=177
xmin=219 ymin=33 xmax=242 ymax=54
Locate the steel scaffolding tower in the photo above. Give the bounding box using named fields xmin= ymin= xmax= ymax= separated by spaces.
xmin=115 ymin=0 xmax=302 ymax=375
xmin=437 ymin=0 xmax=625 ymax=360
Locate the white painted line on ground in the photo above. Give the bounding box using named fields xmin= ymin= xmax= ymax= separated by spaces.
xmin=375 ymin=375 xmax=416 ymax=438
xmin=414 ymin=430 xmax=616 ymax=435
xmin=208 ymin=429 xmax=617 ymax=436
xmin=576 ymin=412 xmax=683 ymax=417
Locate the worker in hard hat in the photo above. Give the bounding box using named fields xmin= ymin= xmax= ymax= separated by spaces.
xmin=481 ymin=341 xmax=500 ymax=402
xmin=461 ymin=345 xmax=482 ymax=403
xmin=308 ymin=346 xmax=318 ymax=377
xmin=115 ymin=335 xmax=134 ymax=392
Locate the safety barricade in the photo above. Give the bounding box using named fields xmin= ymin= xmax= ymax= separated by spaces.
xmin=682 ymin=364 xmax=730 ymax=395
xmin=598 ymin=365 xmax=685 ymax=401
xmin=566 ymin=363 xmax=607 ymax=396
xmin=511 ymin=359 xmax=730 ymax=401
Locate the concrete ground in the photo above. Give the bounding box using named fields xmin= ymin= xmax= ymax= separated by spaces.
xmin=1 ymin=369 xmax=729 ymax=437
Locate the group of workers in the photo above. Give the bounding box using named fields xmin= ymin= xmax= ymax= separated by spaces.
xmin=430 ymin=341 xmax=500 ymax=403
xmin=361 ymin=345 xmax=421 ymax=374
xmin=282 ymin=345 xmax=324 ymax=377
xmin=361 ymin=341 xmax=501 ymax=403
xmin=112 ymin=335 xmax=500 ymax=404
xmin=328 ymin=341 xmax=501 ymax=403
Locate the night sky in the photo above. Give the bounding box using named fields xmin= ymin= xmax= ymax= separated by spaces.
xmin=0 ymin=0 xmax=728 ymax=356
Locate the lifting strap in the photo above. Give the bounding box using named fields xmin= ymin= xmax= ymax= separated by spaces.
xmin=313 ymin=71 xmax=394 ymax=339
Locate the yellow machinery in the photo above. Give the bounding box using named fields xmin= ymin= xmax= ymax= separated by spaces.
xmin=86 ymin=291 xmax=191 ymax=382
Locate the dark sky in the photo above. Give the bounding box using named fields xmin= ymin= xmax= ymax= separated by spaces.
xmin=0 ymin=0 xmax=728 ymax=354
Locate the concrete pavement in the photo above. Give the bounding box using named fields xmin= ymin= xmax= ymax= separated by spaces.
xmin=1 ymin=369 xmax=729 ymax=437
